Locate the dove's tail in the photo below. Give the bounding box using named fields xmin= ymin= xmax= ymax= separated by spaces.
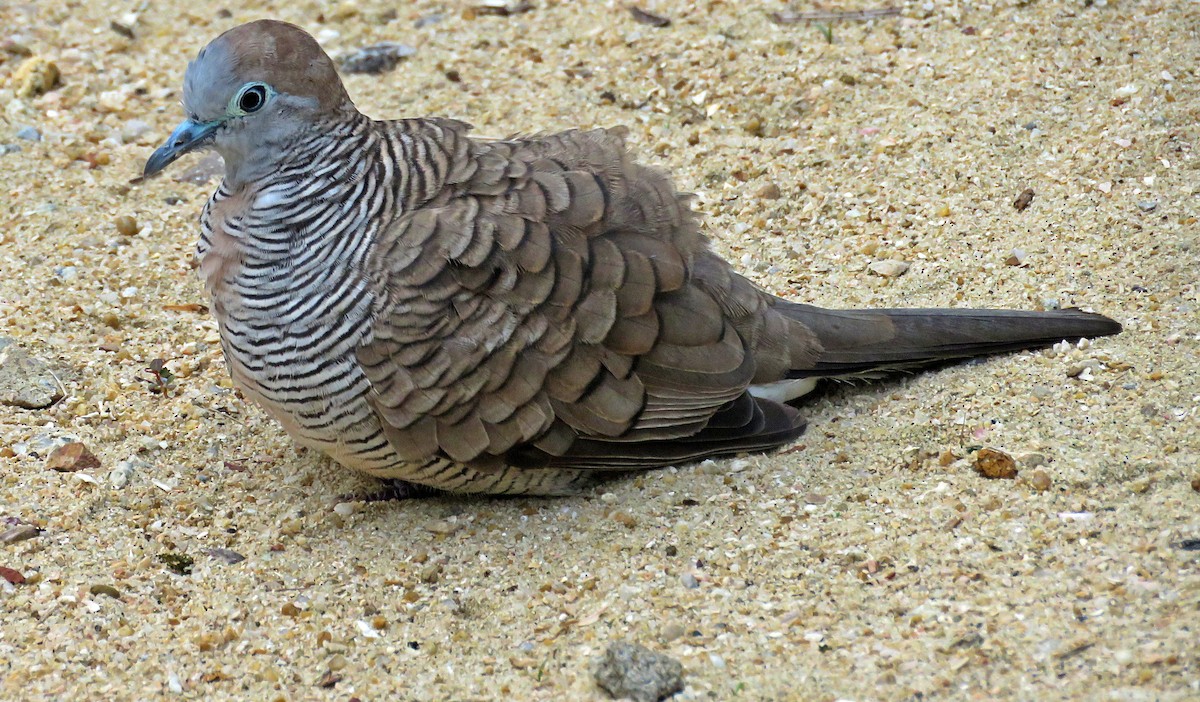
xmin=779 ymin=303 xmax=1123 ymax=380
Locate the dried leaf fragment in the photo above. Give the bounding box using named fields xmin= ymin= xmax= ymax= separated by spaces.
xmin=1013 ymin=188 xmax=1035 ymax=211
xmin=974 ymin=447 xmax=1018 ymax=479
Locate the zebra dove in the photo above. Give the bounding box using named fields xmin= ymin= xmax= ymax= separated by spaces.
xmin=143 ymin=20 xmax=1121 ymax=495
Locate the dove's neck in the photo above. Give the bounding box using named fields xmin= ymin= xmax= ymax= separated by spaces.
xmin=198 ymin=113 xmax=386 ymax=313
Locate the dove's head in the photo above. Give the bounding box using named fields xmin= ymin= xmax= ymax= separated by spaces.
xmin=144 ymin=20 xmax=353 ymax=184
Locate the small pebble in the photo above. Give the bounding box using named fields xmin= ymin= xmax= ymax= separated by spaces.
xmin=206 ymin=548 xmax=246 ymax=565
xmin=629 ymin=6 xmax=672 ymax=27
xmin=175 ymin=152 xmax=225 ymax=185
xmin=611 ymin=511 xmax=638 ymax=528
xmin=592 ymin=641 xmax=684 ymax=702
xmin=680 ymin=572 xmax=699 ymax=589
xmin=1020 ymin=452 xmax=1048 ymax=468
xmin=89 ymin=583 xmax=122 ymax=599
xmin=1005 ymin=248 xmax=1027 ymax=266
xmin=1136 ymin=201 xmax=1158 ymax=212
xmin=755 ymin=182 xmax=781 ymax=200
xmin=167 ymin=671 xmax=183 ymax=694
xmin=115 ymin=215 xmax=139 ymax=237
xmin=974 ymin=447 xmax=1018 ymax=479
xmin=419 ymin=563 xmax=442 ymax=583
xmin=1013 ymin=188 xmax=1035 ymax=211
xmin=355 ymin=620 xmax=382 ymax=638
xmin=424 ymin=519 xmax=458 ymax=535
xmin=12 ymin=56 xmax=60 ymax=97
xmin=46 ymin=442 xmax=102 ymax=472
xmin=414 ymin=13 xmax=445 ymax=28
xmin=120 ymin=119 xmax=152 ymax=143
xmin=0 ymin=340 xmax=65 ymax=409
xmin=1 ymin=524 xmax=40 ymax=544
xmin=868 ymin=260 xmax=910 ymax=278
xmin=339 ymin=42 xmax=417 ymax=74
xmin=1026 ymin=469 xmax=1052 ymax=492
xmin=660 ymin=622 xmax=686 ymax=642
xmin=109 ymin=21 xmax=135 ymax=39
xmin=108 ymin=460 xmax=136 ymax=488
xmin=15 ymin=126 xmax=41 ymax=142
xmin=316 ymin=671 xmax=342 ymax=688
xmin=1190 ymin=476 xmax=1200 ymax=493
xmin=0 ymin=566 xmax=26 ymax=584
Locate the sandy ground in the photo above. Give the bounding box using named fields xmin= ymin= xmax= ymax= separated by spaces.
xmin=1 ymin=0 xmax=1197 ymax=700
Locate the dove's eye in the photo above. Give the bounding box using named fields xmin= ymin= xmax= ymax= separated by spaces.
xmin=234 ymin=83 xmax=270 ymax=114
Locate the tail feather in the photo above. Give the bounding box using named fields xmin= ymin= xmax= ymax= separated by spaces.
xmin=777 ymin=303 xmax=1122 ymax=378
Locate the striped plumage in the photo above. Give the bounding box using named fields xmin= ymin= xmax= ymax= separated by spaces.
xmin=144 ymin=20 xmax=1121 ymax=496
xmin=197 ymin=114 xmax=596 ymax=493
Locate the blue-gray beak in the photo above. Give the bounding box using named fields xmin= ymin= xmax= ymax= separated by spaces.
xmin=143 ymin=119 xmax=220 ymax=178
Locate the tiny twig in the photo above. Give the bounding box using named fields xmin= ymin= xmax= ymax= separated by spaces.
xmin=770 ymin=6 xmax=900 ymax=24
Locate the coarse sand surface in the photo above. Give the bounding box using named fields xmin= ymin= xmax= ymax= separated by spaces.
xmin=1 ymin=1 xmax=1197 ymax=700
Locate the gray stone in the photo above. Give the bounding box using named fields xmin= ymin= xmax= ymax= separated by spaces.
xmin=175 ymin=152 xmax=225 ymax=185
xmin=0 ymin=339 xmax=64 ymax=409
xmin=593 ymin=641 xmax=683 ymax=702
xmin=15 ymin=126 xmax=41 ymax=141
xmin=120 ymin=118 xmax=152 ymax=144
xmin=338 ymin=42 xmax=416 ymax=75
